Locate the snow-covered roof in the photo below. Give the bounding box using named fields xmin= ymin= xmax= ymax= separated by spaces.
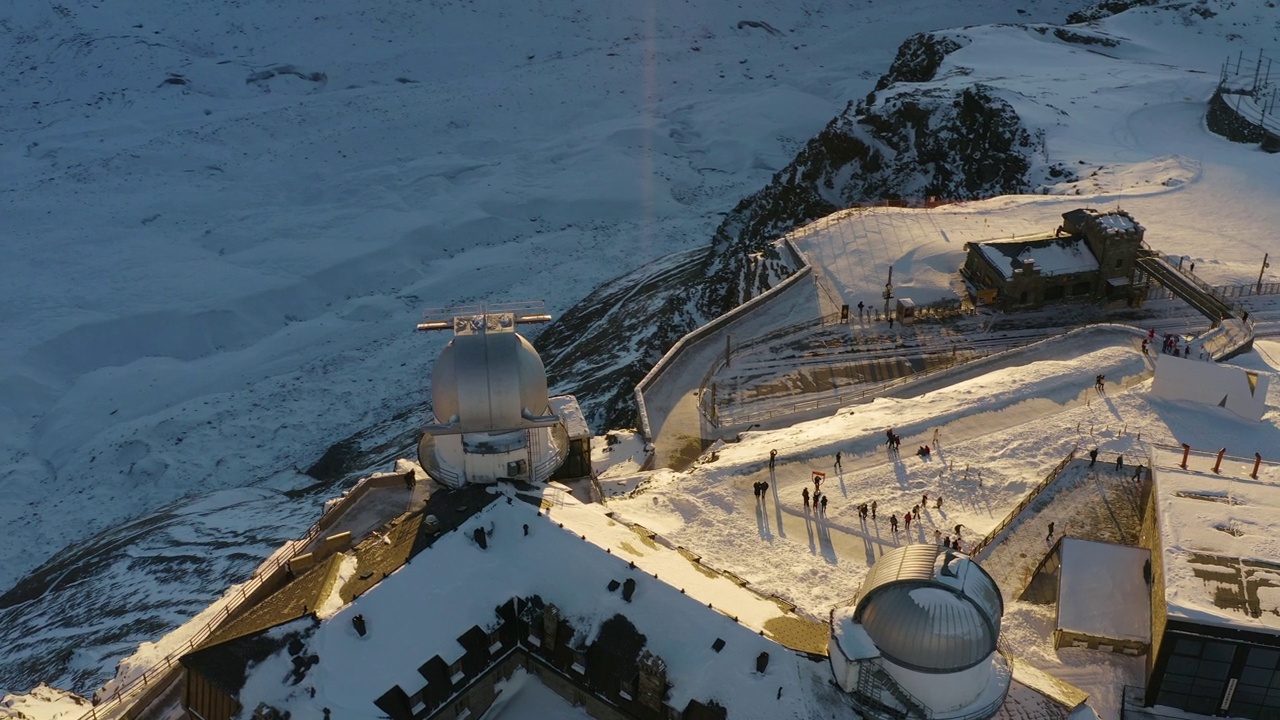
xmin=1094 ymin=212 xmax=1139 ymax=234
xmin=237 ymin=492 xmax=833 ymax=717
xmin=974 ymin=235 xmax=1099 ymax=281
xmin=1056 ymin=538 xmax=1150 ymax=643
xmin=549 ymin=395 xmax=591 ymax=439
xmin=1150 ymin=446 xmax=1280 ymax=632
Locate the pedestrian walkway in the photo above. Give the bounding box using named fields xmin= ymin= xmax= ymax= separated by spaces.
xmin=732 ymin=354 xmax=1153 ymax=575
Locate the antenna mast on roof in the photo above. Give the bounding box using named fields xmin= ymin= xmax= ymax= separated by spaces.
xmin=416 ymin=301 xmax=552 ymax=334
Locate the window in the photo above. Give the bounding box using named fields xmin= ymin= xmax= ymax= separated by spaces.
xmin=1156 ymin=636 xmax=1238 ymax=713
xmin=1229 ymin=646 xmax=1280 ymax=719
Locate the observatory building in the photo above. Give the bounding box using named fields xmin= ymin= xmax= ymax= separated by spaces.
xmin=416 ymin=303 xmax=590 ymax=487
xmin=828 ymin=544 xmax=1010 ymax=720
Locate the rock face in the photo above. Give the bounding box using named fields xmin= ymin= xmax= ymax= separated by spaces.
xmin=1065 ymin=0 xmax=1163 ymax=24
xmin=541 ymin=30 xmax=1057 ymax=430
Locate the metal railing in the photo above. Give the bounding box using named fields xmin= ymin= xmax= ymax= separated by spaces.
xmin=709 ymin=328 xmax=1042 ymax=428
xmin=77 ymin=470 xmax=404 ymax=720
xmin=968 ymin=448 xmax=1077 ymax=559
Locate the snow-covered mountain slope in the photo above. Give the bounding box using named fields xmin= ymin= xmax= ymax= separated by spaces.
xmin=544 ymin=0 xmax=1280 ymax=428
xmin=0 ymin=0 xmax=1088 ymax=698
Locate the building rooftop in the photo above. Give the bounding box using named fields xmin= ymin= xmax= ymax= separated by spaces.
xmin=1056 ymin=538 xmax=1151 ymax=643
xmin=1150 ymin=445 xmax=1280 ymax=632
xmin=974 ymin=235 xmax=1100 ymax=281
xmin=235 ymin=489 xmax=844 ymax=717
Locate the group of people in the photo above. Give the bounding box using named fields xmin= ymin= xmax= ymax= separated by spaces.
xmin=753 ymin=480 xmax=771 ymax=503
xmin=768 ymin=435 xmax=963 ymax=551
xmin=1146 ymin=328 xmax=1203 ymax=359
xmin=802 ymin=485 xmax=829 ymax=515
xmin=885 ymin=428 xmax=903 ymax=453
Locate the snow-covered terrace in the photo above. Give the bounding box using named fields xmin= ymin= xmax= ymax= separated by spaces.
xmin=1150 ymin=445 xmax=1280 ymax=631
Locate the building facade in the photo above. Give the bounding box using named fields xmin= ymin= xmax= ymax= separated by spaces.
xmin=962 ymin=208 xmax=1148 ymax=311
xmin=1139 ymin=446 xmax=1280 ymax=719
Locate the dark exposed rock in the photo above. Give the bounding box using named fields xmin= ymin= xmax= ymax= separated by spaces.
xmin=1051 ymin=27 xmax=1121 ymax=46
xmin=1065 ymin=0 xmax=1162 ymax=24
xmin=874 ymin=33 xmax=967 ymax=92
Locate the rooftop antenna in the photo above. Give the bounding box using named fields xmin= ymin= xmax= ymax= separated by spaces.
xmin=416 ymin=301 xmax=552 ymax=334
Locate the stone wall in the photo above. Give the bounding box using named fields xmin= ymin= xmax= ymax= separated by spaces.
xmin=1207 ymin=90 xmax=1267 ymax=144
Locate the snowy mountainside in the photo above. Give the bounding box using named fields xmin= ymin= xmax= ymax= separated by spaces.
xmin=542 ymin=0 xmax=1280 ymax=429
xmin=542 ymin=26 xmax=1061 ymax=427
xmin=1 ymin=0 xmax=1090 ymax=699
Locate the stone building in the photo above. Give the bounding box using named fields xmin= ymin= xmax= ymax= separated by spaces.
xmin=962 ymin=208 xmax=1148 ymax=311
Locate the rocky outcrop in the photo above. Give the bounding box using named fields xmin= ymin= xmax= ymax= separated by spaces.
xmin=1065 ymin=0 xmax=1163 ymax=24
xmin=875 ymin=32 xmax=968 ymax=91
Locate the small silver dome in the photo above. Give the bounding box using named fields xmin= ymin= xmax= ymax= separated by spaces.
xmin=853 ymin=545 xmax=1002 ymax=673
xmin=431 ymin=330 xmax=552 ymax=433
